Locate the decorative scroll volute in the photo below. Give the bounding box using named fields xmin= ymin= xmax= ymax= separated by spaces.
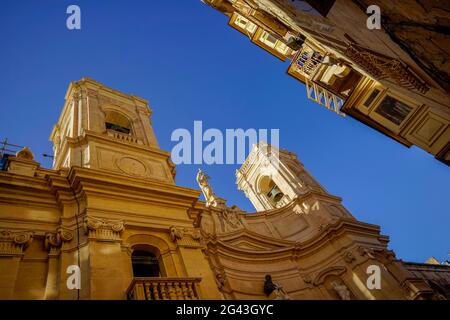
xmin=83 ymin=216 xmax=124 ymax=241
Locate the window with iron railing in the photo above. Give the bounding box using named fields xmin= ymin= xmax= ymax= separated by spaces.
xmin=296 ymin=50 xmax=324 ymax=76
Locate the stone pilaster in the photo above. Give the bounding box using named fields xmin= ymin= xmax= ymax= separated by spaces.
xmin=44 ymin=228 xmax=74 ymax=299
xmin=0 ymin=230 xmax=34 ymax=299
xmin=83 ymin=216 xmax=126 ymax=299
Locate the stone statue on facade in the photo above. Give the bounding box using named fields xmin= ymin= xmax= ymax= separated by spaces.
xmin=331 ymin=281 xmax=351 ymax=300
xmin=196 ymin=169 xmax=225 ymax=207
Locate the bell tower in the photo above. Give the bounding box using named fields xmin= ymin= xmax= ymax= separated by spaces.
xmin=236 ymin=143 xmax=328 ymax=211
xmin=236 ymin=143 xmax=354 ymax=227
xmin=49 ymin=78 xmax=175 ymax=183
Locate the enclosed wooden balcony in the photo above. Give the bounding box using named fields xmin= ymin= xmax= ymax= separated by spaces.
xmin=127 ymin=277 xmax=202 ymax=300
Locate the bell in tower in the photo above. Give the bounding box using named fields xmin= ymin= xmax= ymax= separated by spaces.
xmin=266 ymin=181 xmax=284 ymax=205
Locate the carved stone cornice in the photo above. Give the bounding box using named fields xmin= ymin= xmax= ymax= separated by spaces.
xmin=169 ymin=226 xmax=202 ymax=248
xmin=45 ymin=227 xmax=74 ymax=255
xmin=0 ymin=230 xmax=34 ymax=256
xmin=84 ymin=216 xmax=124 ymax=242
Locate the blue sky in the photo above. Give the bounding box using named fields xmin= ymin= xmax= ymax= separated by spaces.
xmin=0 ymin=0 xmax=448 ymax=263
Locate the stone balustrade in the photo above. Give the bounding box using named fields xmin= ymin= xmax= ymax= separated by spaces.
xmin=127 ymin=277 xmax=202 ymax=300
xmin=106 ymin=129 xmax=143 ymax=145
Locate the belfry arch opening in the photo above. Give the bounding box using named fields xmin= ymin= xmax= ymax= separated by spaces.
xmin=105 ymin=111 xmax=132 ymax=134
xmin=259 ymin=175 xmax=284 ymax=205
xmin=131 ymin=246 xmax=162 ymax=277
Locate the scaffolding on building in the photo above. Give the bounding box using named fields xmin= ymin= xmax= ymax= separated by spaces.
xmin=0 ymin=139 xmax=25 ymax=171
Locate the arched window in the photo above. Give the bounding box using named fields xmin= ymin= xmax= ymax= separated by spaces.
xmin=105 ymin=111 xmax=132 ymax=134
xmin=131 ymin=250 xmax=161 ymax=277
xmin=259 ymin=176 xmax=284 ymax=205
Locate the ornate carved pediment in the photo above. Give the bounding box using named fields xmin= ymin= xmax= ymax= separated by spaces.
xmin=16 ymin=147 xmax=34 ymax=160
xmin=0 ymin=230 xmax=34 ymax=256
xmin=214 ymin=206 xmax=245 ymax=233
xmin=84 ymin=216 xmax=124 ymax=241
xmin=45 ymin=227 xmax=74 ymax=254
xmin=231 ymin=240 xmax=269 ymax=251
xmin=169 ymin=226 xmax=202 ymax=248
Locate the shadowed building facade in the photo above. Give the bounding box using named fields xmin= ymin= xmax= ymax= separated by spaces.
xmin=0 ymin=78 xmax=448 ymax=300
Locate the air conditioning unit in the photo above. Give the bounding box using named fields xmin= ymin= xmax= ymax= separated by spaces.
xmin=286 ymin=34 xmax=306 ymax=51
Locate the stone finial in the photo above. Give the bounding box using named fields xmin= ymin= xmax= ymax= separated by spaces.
xmin=16 ymin=147 xmax=34 ymax=160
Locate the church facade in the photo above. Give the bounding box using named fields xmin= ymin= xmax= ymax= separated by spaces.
xmin=0 ymin=78 xmax=449 ymax=300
